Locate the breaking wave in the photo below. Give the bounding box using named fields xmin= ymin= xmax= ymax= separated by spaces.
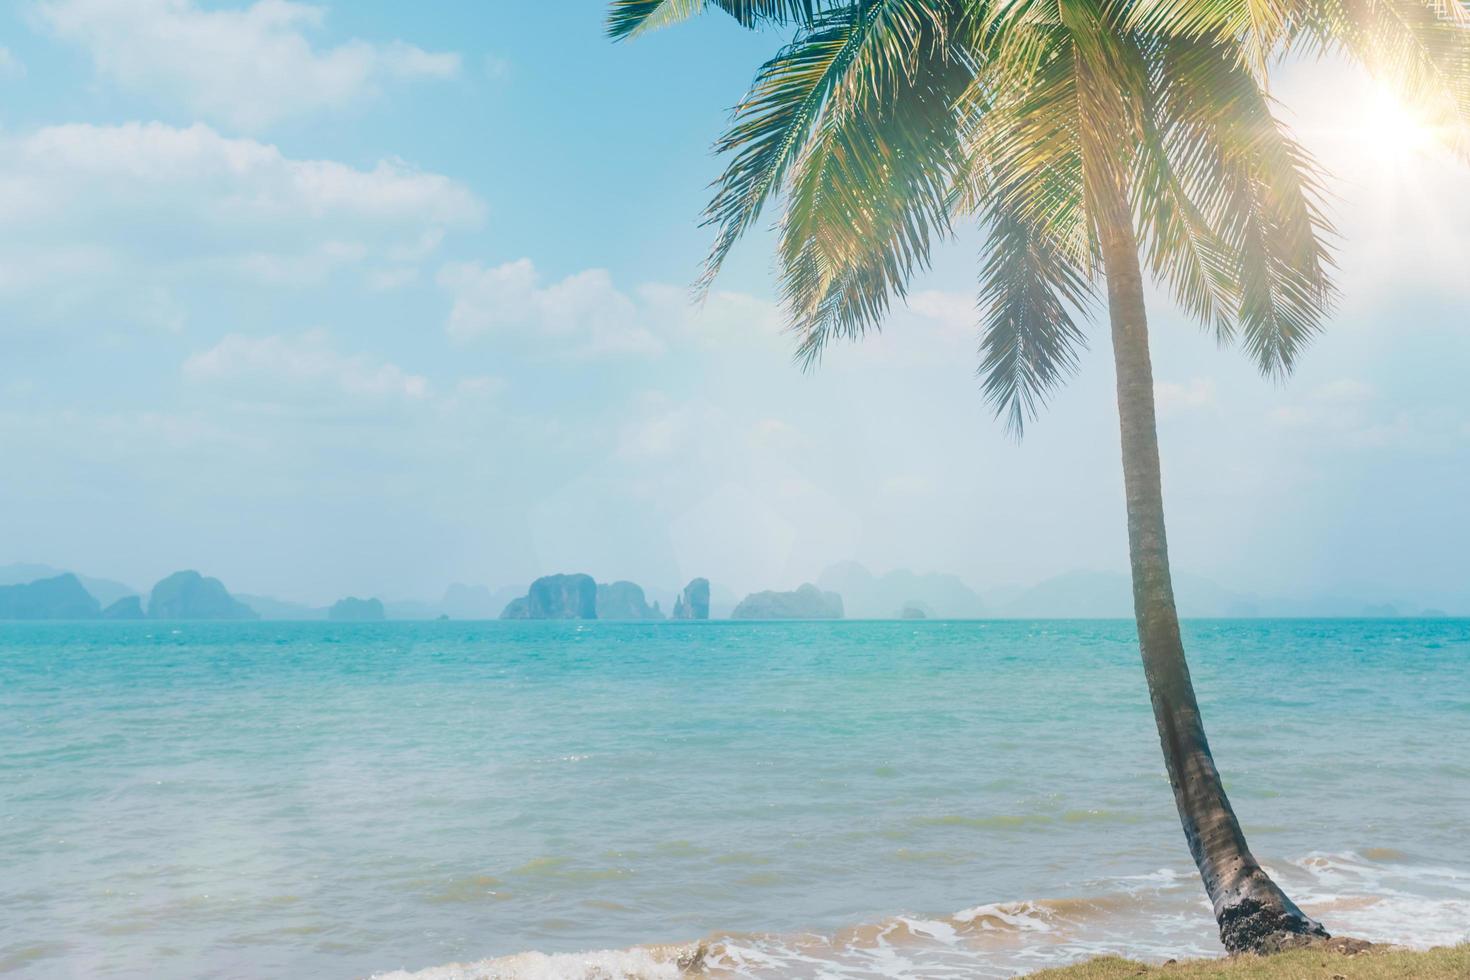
xmin=373 ymin=850 xmax=1470 ymax=980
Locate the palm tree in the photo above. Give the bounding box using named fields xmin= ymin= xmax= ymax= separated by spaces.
xmin=607 ymin=0 xmax=1469 ymax=955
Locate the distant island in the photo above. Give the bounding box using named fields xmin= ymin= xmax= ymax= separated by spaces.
xmin=731 ymin=583 xmax=844 ymax=620
xmin=0 ymin=569 xmax=261 ymax=621
xmin=596 ymin=581 xmax=664 ymax=619
xmin=499 ymin=574 xmax=709 ymax=620
xmin=671 ymin=578 xmax=710 ymax=620
xmin=0 ymin=573 xmax=100 ymax=620
xmin=329 ymin=597 xmax=386 ymax=622
xmin=501 ymin=573 xmax=598 ymax=619
xmin=149 ymin=571 xmax=258 ymax=621
xmin=0 ymin=560 xmax=1464 ymax=621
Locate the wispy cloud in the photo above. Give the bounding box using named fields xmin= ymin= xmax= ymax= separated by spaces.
xmin=1155 ymin=378 xmax=1218 ymax=417
xmin=438 ymin=258 xmax=662 ymax=357
xmin=35 ymin=0 xmax=460 ymax=130
xmin=0 ymin=122 xmax=481 ymax=322
xmin=183 ymin=329 xmax=429 ymax=406
xmin=0 ymin=46 xmax=25 ymax=78
xmin=438 ymin=259 xmax=785 ymax=359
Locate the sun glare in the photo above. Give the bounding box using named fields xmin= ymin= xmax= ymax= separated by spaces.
xmin=1357 ymin=83 xmax=1441 ymax=169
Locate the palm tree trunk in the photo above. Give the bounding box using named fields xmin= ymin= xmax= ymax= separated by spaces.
xmin=1093 ymin=185 xmax=1329 ymax=955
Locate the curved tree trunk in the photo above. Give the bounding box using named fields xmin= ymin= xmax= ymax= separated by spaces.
xmin=1093 ymin=182 xmax=1329 ymax=955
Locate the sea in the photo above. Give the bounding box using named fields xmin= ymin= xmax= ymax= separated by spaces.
xmin=2 ymin=619 xmax=1467 ymax=979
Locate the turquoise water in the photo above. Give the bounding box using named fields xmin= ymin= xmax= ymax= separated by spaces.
xmin=2 ymin=620 xmax=1467 ymax=979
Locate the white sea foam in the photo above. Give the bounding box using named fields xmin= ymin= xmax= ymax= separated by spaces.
xmin=380 ymin=850 xmax=1470 ymax=980
xmin=372 ymin=946 xmax=689 ymax=980
xmin=953 ymin=900 xmax=1061 ymax=932
xmin=1289 ymin=850 xmax=1470 ymax=949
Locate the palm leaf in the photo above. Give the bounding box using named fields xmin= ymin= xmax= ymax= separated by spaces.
xmin=1153 ymin=38 xmax=1337 ymax=373
xmin=977 ymin=206 xmax=1096 ymax=436
xmin=607 ymin=0 xmax=827 ymax=39
xmin=779 ymin=3 xmax=973 ymax=360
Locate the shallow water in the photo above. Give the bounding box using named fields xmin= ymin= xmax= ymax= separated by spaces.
xmin=2 ymin=619 xmax=1467 ymax=979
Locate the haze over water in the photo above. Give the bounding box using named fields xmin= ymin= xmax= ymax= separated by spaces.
xmin=2 ymin=619 xmax=1467 ymax=978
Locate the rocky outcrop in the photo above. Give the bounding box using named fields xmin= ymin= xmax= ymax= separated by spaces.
xmin=500 ymin=573 xmax=598 ymax=619
xmin=671 ymin=578 xmax=711 ymax=620
xmin=899 ymin=602 xmax=929 ymax=619
xmin=596 ymin=581 xmax=664 ymax=620
xmin=328 ymin=597 xmax=385 ymax=622
xmin=101 ymin=595 xmax=146 ymax=620
xmin=147 ymin=571 xmax=258 ymax=620
xmin=731 ymin=583 xmax=843 ymax=620
xmin=0 ymin=573 xmax=100 ymax=619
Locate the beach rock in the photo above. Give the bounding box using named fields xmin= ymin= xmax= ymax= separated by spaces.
xmin=731 ymin=583 xmax=843 ymax=620
xmin=101 ymin=595 xmax=146 ymax=620
xmin=0 ymin=573 xmax=101 ymax=619
xmin=328 ymin=597 xmax=385 ymax=622
xmin=499 ymin=573 xmax=598 ymax=619
xmin=596 ymin=580 xmax=664 ymax=620
xmin=671 ymin=577 xmax=711 ymax=620
xmin=147 ymin=571 xmax=258 ymax=620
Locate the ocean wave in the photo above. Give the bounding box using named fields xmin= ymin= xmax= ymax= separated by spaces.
xmin=375 ymin=850 xmax=1470 ymax=980
xmin=373 ymin=945 xmax=698 ymax=980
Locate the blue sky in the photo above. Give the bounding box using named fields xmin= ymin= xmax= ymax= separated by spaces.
xmin=1 ymin=1 xmax=1467 ymax=608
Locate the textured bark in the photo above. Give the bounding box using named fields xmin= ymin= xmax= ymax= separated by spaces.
xmin=1092 ymin=174 xmax=1329 ymax=955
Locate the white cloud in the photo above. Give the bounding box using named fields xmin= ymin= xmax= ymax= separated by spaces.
xmin=438 ymin=258 xmax=663 ymax=356
xmin=617 ymin=409 xmax=691 ymax=460
xmin=0 ymin=122 xmax=480 ymax=314
xmin=183 ymin=329 xmax=429 ymax=404
xmin=437 ymin=259 xmax=786 ymax=358
xmin=637 ymin=283 xmax=785 ymax=349
xmin=907 ymin=289 xmax=978 ymax=342
xmin=1268 ymin=378 xmax=1375 ymax=428
xmin=35 ymin=0 xmax=460 ymax=130
xmin=7 ymin=121 xmax=477 ymax=225
xmin=1155 ymin=378 xmax=1218 ymax=417
xmin=0 ymin=46 xmax=25 ymax=78
xmin=748 ymin=417 xmax=802 ymax=452
xmin=1313 ymin=378 xmax=1375 ymax=404
xmin=879 ymin=473 xmax=935 ymax=497
xmin=484 ymin=53 xmax=511 ymax=79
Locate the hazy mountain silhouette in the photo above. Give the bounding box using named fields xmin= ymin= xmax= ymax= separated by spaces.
xmin=0 ymin=563 xmax=138 ymax=608
xmin=818 ymin=562 xmax=986 ymax=618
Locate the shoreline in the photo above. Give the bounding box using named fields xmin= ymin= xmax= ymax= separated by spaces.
xmin=372 ymin=939 xmax=1470 ymax=980
xmin=1026 ymin=941 xmax=1470 ymax=978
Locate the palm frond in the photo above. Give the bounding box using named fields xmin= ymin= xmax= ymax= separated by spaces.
xmin=1154 ymin=38 xmax=1337 ymax=374
xmin=965 ymin=23 xmax=1094 ymax=257
xmin=1133 ymin=38 xmax=1239 ymax=335
xmin=778 ymin=4 xmax=972 ymax=362
xmin=977 ymin=206 xmax=1096 ymax=436
xmin=607 ymin=0 xmax=827 ymax=40
xmin=697 ymin=4 xmax=887 ymax=290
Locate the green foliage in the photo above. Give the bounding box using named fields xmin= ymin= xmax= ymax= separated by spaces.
xmin=609 ymin=0 xmax=1470 ymax=433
